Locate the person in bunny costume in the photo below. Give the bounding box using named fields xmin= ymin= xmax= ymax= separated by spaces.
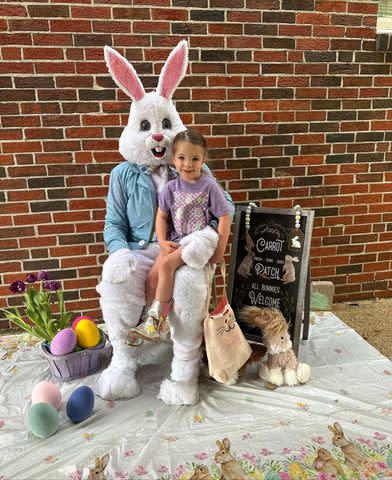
xmin=96 ymin=40 xmax=234 ymax=405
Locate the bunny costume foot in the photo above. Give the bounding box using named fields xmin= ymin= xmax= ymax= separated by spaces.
xmin=158 ymin=248 xmax=214 ymax=405
xmin=96 ymin=41 xmax=234 ymax=403
xmin=158 ymin=379 xmax=199 ymax=406
xmin=96 ymin=246 xmax=158 ymax=399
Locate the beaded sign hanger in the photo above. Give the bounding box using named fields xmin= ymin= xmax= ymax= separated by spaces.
xmin=288 ymin=204 xmax=304 ymax=253
xmin=244 ymin=202 xmax=257 ymax=251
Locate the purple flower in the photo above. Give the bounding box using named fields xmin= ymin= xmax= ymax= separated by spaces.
xmin=44 ymin=281 xmax=61 ymax=291
xmin=25 ymin=273 xmax=37 ymax=284
xmin=37 ymin=270 xmax=50 ymax=281
xmin=10 ymin=281 xmax=25 ymax=293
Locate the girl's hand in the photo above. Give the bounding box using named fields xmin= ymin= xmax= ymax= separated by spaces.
xmin=209 ymin=251 xmax=223 ymax=265
xmin=159 ymin=241 xmax=178 ymax=253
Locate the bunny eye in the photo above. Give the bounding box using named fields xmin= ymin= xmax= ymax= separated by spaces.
xmin=140 ymin=120 xmax=151 ymax=131
xmin=162 ymin=118 xmax=171 ymax=129
xmin=281 ymin=336 xmax=285 ymax=341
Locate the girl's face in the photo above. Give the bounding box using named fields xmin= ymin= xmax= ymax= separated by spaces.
xmin=172 ymin=141 xmax=206 ymax=183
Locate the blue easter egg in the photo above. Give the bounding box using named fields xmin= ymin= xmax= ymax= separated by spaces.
xmin=66 ymin=386 xmax=94 ymax=423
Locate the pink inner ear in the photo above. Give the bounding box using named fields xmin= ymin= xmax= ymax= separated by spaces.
xmin=160 ymin=47 xmax=186 ymax=99
xmin=109 ymin=51 xmax=144 ymax=101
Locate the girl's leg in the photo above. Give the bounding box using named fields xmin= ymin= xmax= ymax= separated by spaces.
xmin=145 ymin=251 xmax=165 ymax=305
xmin=155 ymin=247 xmax=184 ymax=303
xmin=128 ymin=248 xmax=183 ymax=344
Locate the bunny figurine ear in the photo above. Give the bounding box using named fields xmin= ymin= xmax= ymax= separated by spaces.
xmin=104 ymin=46 xmax=146 ymax=102
xmin=157 ymin=40 xmax=188 ymax=99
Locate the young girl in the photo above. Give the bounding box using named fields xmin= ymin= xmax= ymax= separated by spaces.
xmin=128 ymin=129 xmax=232 ymax=345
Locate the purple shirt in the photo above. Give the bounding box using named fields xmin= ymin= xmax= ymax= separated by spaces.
xmin=158 ymin=174 xmax=231 ymax=242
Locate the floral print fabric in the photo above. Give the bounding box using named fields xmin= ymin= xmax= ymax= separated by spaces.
xmin=0 ymin=313 xmax=391 ymax=479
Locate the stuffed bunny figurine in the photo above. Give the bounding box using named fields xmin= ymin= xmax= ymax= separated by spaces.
xmin=96 ymin=40 xmax=234 ymax=405
xmin=240 ymin=306 xmax=311 ymax=387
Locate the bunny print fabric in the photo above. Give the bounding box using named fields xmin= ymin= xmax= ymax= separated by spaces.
xmin=0 ymin=312 xmax=391 ymax=479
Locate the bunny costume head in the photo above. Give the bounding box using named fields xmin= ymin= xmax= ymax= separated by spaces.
xmin=96 ymin=41 xmax=228 ymax=406
xmin=104 ymin=41 xmax=187 ymax=167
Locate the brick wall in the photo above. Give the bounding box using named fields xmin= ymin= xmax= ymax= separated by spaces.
xmin=1 ymin=0 xmax=391 ymax=330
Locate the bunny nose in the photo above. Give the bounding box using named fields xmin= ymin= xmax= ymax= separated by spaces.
xmin=152 ymin=133 xmax=163 ymax=142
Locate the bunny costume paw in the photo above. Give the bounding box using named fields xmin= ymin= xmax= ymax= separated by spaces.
xmin=180 ymin=226 xmax=218 ymax=270
xmin=158 ymin=379 xmax=198 ymax=405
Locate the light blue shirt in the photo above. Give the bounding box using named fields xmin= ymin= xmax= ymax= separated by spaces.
xmin=104 ymin=162 xmax=235 ymax=254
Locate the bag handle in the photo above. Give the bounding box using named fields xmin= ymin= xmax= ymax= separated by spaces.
xmin=205 ymin=261 xmax=227 ymax=314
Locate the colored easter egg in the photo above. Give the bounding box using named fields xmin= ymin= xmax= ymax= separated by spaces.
xmin=50 ymin=328 xmax=77 ymax=356
xmin=27 ymin=402 xmax=59 ymax=438
xmin=71 ymin=315 xmax=95 ymax=331
xmin=66 ymin=386 xmax=94 ymax=423
xmin=75 ymin=319 xmax=100 ymax=349
xmin=31 ymin=381 xmax=62 ymax=410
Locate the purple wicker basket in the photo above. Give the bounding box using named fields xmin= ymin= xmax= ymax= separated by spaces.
xmin=41 ymin=329 xmax=113 ymax=381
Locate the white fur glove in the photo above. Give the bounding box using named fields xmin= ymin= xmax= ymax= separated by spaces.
xmin=101 ymin=248 xmax=138 ymax=284
xmin=180 ymin=227 xmax=218 ymax=270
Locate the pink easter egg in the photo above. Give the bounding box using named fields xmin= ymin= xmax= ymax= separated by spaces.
xmin=72 ymin=315 xmax=95 ymax=331
xmin=50 ymin=328 xmax=77 ymax=356
xmin=31 ymin=381 xmax=62 ymax=410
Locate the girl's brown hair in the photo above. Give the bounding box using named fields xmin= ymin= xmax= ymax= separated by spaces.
xmin=172 ymin=128 xmax=207 ymax=155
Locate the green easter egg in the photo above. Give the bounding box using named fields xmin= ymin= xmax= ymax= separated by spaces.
xmin=27 ymin=402 xmax=59 ymax=438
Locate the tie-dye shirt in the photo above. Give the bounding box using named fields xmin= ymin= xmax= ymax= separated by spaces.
xmin=158 ymin=174 xmax=231 ymax=242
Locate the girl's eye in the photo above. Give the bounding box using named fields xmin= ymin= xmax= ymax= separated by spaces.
xmin=140 ymin=120 xmax=151 ymax=131
xmin=162 ymin=118 xmax=171 ymax=129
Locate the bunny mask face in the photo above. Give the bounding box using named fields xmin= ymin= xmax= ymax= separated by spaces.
xmin=104 ymin=41 xmax=188 ymax=167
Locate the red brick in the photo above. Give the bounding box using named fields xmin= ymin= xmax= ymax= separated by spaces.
xmin=133 ymin=21 xmax=170 ymax=33
xmin=346 ymin=27 xmax=374 ymax=38
xmin=51 ymin=19 xmax=91 ymax=32
xmin=314 ymin=25 xmax=345 ymax=37
xmin=254 ymin=51 xmax=287 ymax=62
xmin=152 ymin=8 xmax=188 ymax=21
xmin=297 ymin=12 xmax=330 ymax=24
xmin=296 ymin=38 xmax=329 ymax=50
xmin=71 ymin=6 xmax=111 ymax=18
xmin=348 ymin=2 xmax=378 ymax=14
xmin=316 ymin=1 xmax=347 ymax=13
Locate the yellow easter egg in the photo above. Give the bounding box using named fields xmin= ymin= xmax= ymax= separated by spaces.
xmin=75 ymin=319 xmax=100 ymax=349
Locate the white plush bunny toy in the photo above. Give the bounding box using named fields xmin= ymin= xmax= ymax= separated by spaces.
xmin=96 ymin=40 xmax=234 ymax=405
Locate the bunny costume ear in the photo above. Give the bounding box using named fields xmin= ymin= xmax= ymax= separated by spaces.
xmin=156 ymin=40 xmax=188 ymax=99
xmin=104 ymin=46 xmax=146 ymax=101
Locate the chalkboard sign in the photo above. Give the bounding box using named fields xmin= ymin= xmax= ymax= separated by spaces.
xmin=227 ymin=206 xmax=314 ymax=355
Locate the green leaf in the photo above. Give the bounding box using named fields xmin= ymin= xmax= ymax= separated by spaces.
xmin=31 ymin=325 xmax=51 ymax=342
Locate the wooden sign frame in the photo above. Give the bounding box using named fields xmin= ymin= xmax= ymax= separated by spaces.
xmin=227 ymin=206 xmax=314 ymax=355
